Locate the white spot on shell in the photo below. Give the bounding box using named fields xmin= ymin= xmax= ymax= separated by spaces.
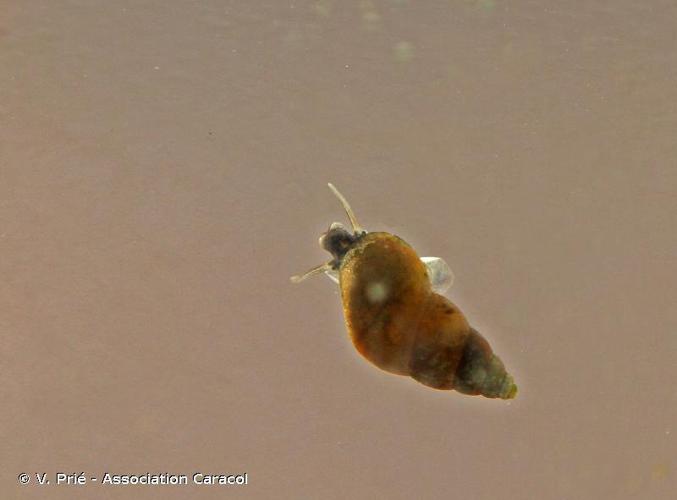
xmin=322 ymin=256 xmax=454 ymax=294
xmin=366 ymin=281 xmax=388 ymax=303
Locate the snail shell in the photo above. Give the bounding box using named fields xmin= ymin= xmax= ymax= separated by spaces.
xmin=291 ymin=184 xmax=517 ymax=400
xmin=340 ymin=232 xmax=517 ymax=399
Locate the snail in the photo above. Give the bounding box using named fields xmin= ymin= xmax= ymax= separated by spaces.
xmin=292 ymin=184 xmax=517 ymax=400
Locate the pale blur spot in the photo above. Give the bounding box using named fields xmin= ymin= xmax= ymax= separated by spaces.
xmin=651 ymin=463 xmax=668 ymax=480
xmin=470 ymin=366 xmax=487 ymax=386
xmin=360 ymin=0 xmax=382 ymax=31
xmin=313 ymin=0 xmax=332 ymax=18
xmin=366 ymin=281 xmax=388 ymax=303
xmin=282 ymin=28 xmax=303 ymax=46
xmin=394 ymin=41 xmax=415 ymax=63
xmin=477 ymin=0 xmax=496 ymax=11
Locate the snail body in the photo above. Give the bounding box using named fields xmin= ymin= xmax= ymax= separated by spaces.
xmin=292 ymin=184 xmax=517 ymax=400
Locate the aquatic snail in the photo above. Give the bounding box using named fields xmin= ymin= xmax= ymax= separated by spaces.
xmin=292 ymin=184 xmax=517 ymax=400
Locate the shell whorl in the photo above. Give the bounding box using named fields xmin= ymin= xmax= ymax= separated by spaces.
xmin=340 ymin=233 xmax=517 ymax=399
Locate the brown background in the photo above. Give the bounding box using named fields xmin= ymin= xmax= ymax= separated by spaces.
xmin=2 ymin=1 xmax=675 ymax=499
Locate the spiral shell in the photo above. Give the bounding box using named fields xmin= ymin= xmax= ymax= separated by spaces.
xmin=340 ymin=232 xmax=517 ymax=399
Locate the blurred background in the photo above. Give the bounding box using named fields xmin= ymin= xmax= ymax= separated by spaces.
xmin=2 ymin=1 xmax=675 ymax=499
